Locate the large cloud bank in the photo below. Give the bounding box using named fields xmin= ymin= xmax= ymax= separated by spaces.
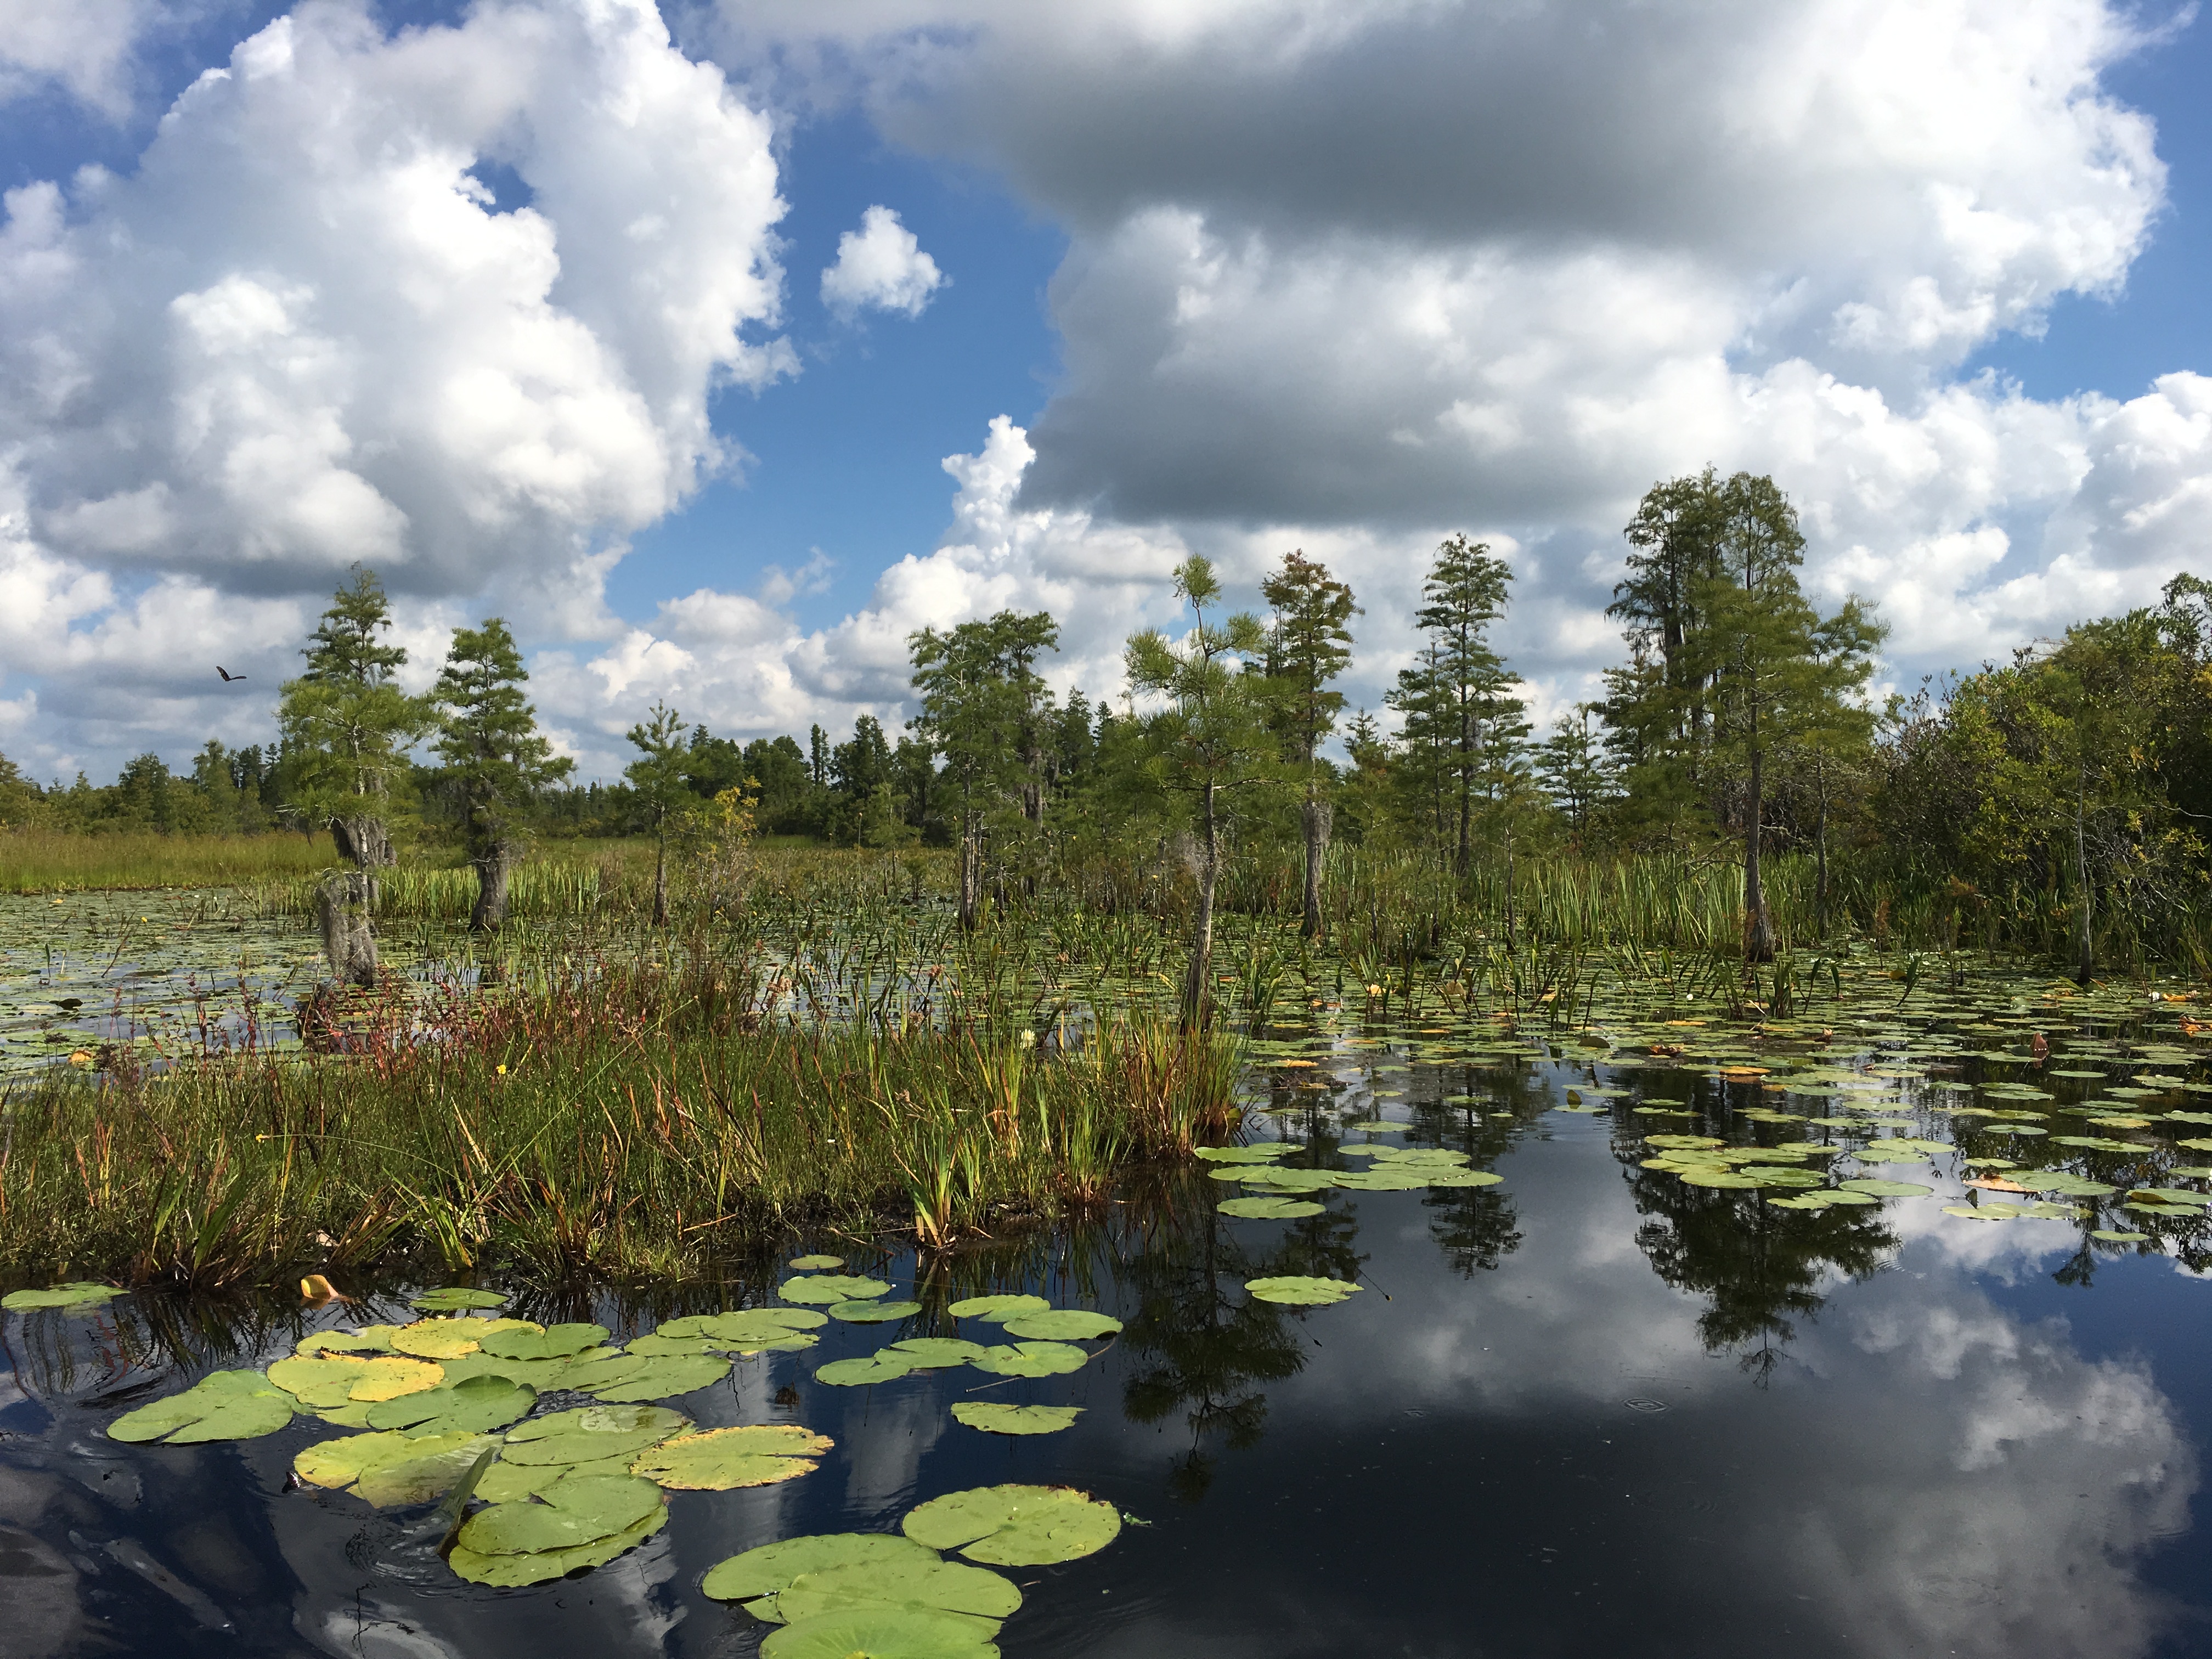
xmin=7 ymin=0 xmax=2212 ymax=777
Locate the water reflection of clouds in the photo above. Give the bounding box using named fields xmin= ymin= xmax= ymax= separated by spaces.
xmin=1255 ymin=1136 xmax=2197 ymax=1657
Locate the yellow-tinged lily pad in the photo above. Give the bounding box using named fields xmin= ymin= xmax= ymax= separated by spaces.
xmin=388 ymin=1318 xmax=486 ymax=1359
xmin=630 ymin=1425 xmax=833 ymax=1491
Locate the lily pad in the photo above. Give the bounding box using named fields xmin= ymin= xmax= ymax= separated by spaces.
xmin=950 ymin=1403 xmax=1082 ymax=1436
xmin=774 ymin=1556 xmax=1019 ymax=1627
xmin=388 ymin=1318 xmax=487 ymax=1360
xmin=1192 ymin=1146 xmax=1290 ymax=1163
xmin=782 ymin=1275 xmax=893 ymax=1306
xmin=631 ymin=1425 xmax=833 ymax=1490
xmin=268 ymin=1353 xmax=444 ymax=1407
xmin=703 ymin=1532 xmax=940 ymax=1605
xmin=3 ymin=1282 xmax=122 ymax=1312
xmin=500 ymin=1404 xmax=690 ymax=1466
xmin=998 ymin=1310 xmax=1121 ymax=1341
xmin=1237 ymin=1168 xmax=1336 ymax=1193
xmin=409 ymin=1288 xmax=506 ymax=1312
xmin=818 ymin=1353 xmax=918 ymax=1387
xmin=831 ymin=1301 xmax=924 ymax=1324
xmin=1838 ymin=1178 xmax=1933 ymax=1198
xmin=296 ymin=1428 xmax=500 ymax=1507
xmin=1421 ymin=1167 xmax=1505 ymax=1188
xmin=947 ymin=1295 xmax=1051 ymax=1323
xmin=458 ymin=1472 xmax=664 ymax=1556
xmin=758 ymin=1608 xmax=1000 ymax=1659
xmin=966 ymin=1341 xmax=1091 ymax=1378
xmin=789 ymin=1255 xmax=846 ymax=1269
xmin=1330 ymin=1166 xmax=1435 ymax=1191
xmin=575 ymin=1352 xmax=731 ymax=1403
xmin=2094 ymin=1229 xmax=2152 ymax=1243
xmin=1678 ymin=1169 xmax=1763 ymax=1188
xmin=109 ymin=1370 xmax=296 ymax=1444
xmin=450 ymin=1489 xmax=668 ymax=1586
xmin=363 ymin=1374 xmax=534 ymax=1435
xmin=1218 ymin=1196 xmax=1325 ymax=1218
xmin=902 ymin=1483 xmax=1122 ymax=1566
xmin=478 ymin=1322 xmax=608 ymax=1361
xmin=885 ymin=1338 xmax=991 ymax=1368
xmin=1244 ymin=1276 xmax=1362 ymax=1307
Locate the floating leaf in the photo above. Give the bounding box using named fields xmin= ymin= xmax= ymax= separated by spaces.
xmin=966 ymin=1341 xmax=1090 ymax=1378
xmin=902 ymin=1483 xmax=1122 ymax=1566
xmin=631 ymin=1425 xmax=833 ymax=1490
xmin=388 ymin=1318 xmax=487 ymax=1360
xmin=109 ymin=1370 xmax=296 ymax=1444
xmin=450 ymin=1499 xmax=668 ymax=1587
xmin=2094 ymin=1229 xmax=2152 ymax=1243
xmin=1218 ymin=1196 xmax=1325 ymax=1218
xmin=297 ymin=1428 xmax=500 ymax=1507
xmin=774 ymin=1556 xmax=1019 ymax=1627
xmin=950 ymin=1403 xmax=1082 ymax=1436
xmin=1235 ymin=1168 xmax=1336 ymax=1193
xmin=364 ymin=1374 xmax=534 ymax=1435
xmin=947 ymin=1295 xmax=1050 ymax=1322
xmin=268 ymin=1353 xmax=443 ymax=1407
xmin=1192 ymin=1146 xmax=1289 ymax=1164
xmin=782 ymin=1275 xmax=894 ymax=1306
xmin=500 ymin=1404 xmax=690 ymax=1466
xmin=1838 ymin=1178 xmax=1933 ymax=1198
xmin=410 ymin=1288 xmax=506 ymax=1312
xmin=758 ymin=1607 xmax=1000 ymax=1659
xmin=1678 ymin=1169 xmax=1763 ymax=1189
xmin=626 ymin=1333 xmax=723 ymax=1356
xmin=458 ymin=1472 xmax=664 ymax=1556
xmin=1420 ymin=1167 xmax=1505 ymax=1188
xmin=832 ymin=1300 xmax=924 ymax=1324
xmin=1330 ymin=1166 xmax=1434 ymax=1191
xmin=818 ymin=1353 xmax=918 ymax=1387
xmin=1244 ymin=1276 xmax=1361 ymax=1307
xmin=576 ymin=1352 xmax=731 ymax=1403
xmin=1942 ymin=1204 xmax=2018 ymax=1221
xmin=998 ymin=1310 xmax=1121 ymax=1341
xmin=703 ymin=1532 xmax=940 ymax=1604
xmin=478 ymin=1322 xmax=608 ymax=1361
xmin=789 ymin=1255 xmax=846 ymax=1269
xmin=297 ymin=1329 xmax=394 ymax=1356
xmin=477 ymin=1454 xmax=637 ymax=1502
xmin=885 ymin=1338 xmax=991 ymax=1368
xmin=3 ymin=1282 xmax=122 ymax=1312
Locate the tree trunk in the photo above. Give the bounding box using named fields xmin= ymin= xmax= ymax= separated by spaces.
xmin=1814 ymin=791 xmax=1829 ymax=938
xmin=470 ymin=839 xmax=515 ymax=934
xmin=316 ymin=872 xmax=378 ymax=989
xmin=330 ymin=815 xmax=393 ymax=869
xmin=652 ymin=825 xmax=669 ymax=927
xmin=957 ymin=819 xmax=983 ymax=932
xmin=1300 ymin=795 xmax=1332 ymax=940
xmin=1744 ymin=746 xmax=1774 ymax=961
xmin=1182 ymin=783 xmax=1220 ymax=1029
xmin=2075 ymin=782 xmax=2094 ymax=984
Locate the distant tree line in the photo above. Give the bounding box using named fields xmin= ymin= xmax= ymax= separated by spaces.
xmin=8 ymin=470 xmax=2212 ymax=980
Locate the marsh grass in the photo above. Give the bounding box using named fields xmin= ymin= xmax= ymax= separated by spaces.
xmin=1 ymin=828 xmax=337 ymax=893
xmin=0 ymin=940 xmax=1240 ymax=1286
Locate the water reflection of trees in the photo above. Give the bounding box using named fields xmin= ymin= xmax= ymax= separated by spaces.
xmin=1404 ymin=1059 xmax=1539 ymax=1275
xmin=1113 ymin=1173 xmax=1358 ymax=1502
xmin=1616 ymin=1137 xmax=1896 ymax=1383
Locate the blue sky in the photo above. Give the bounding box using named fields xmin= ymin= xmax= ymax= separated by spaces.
xmin=3 ymin=0 xmax=2210 ymax=781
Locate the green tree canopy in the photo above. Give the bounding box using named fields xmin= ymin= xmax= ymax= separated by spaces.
xmin=431 ymin=617 xmax=572 ymax=931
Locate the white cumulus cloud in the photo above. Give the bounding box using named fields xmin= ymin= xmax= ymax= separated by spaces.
xmin=819 ymin=204 xmax=946 ymax=319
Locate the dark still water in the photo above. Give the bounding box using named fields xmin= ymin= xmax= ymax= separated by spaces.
xmin=7 ymin=1017 xmax=2212 ymax=1657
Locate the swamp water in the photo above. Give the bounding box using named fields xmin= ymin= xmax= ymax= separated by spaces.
xmin=9 ymin=960 xmax=2212 ymax=1655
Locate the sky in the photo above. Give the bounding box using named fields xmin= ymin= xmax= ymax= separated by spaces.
xmin=1 ymin=0 xmax=2209 ymax=785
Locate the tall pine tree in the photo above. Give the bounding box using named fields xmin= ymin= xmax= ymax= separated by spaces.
xmin=1260 ymin=549 xmax=1358 ymax=938
xmin=432 ymin=617 xmax=572 ymax=933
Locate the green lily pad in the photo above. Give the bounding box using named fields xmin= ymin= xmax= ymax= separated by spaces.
xmin=1330 ymin=1166 xmax=1435 ymax=1190
xmin=1237 ymin=1167 xmax=1337 ymax=1192
xmin=663 ymin=1307 xmax=829 ymax=1339
xmin=388 ymin=1318 xmax=489 ymax=1360
xmin=3 ymin=1282 xmax=122 ymax=1312
xmin=998 ymin=1310 xmax=1121 ymax=1341
xmin=947 ymin=1295 xmax=1051 ymax=1323
xmin=831 ymin=1301 xmax=924 ymax=1324
xmin=630 ymin=1425 xmax=833 ymax=1490
xmin=2094 ymin=1229 xmax=2152 ymax=1243
xmin=1838 ymin=1179 xmax=1933 ymax=1198
xmin=296 ymin=1428 xmax=500 ymax=1507
xmin=703 ymin=1532 xmax=940 ymax=1604
xmin=1193 ymin=1145 xmax=1290 ymax=1163
xmin=625 ymin=1333 xmax=723 ymax=1356
xmin=109 ymin=1370 xmax=296 ymax=1444
xmin=500 ymin=1404 xmax=690 ymax=1466
xmin=819 ymin=1353 xmax=918 ymax=1387
xmin=1244 ymin=1276 xmax=1361 ymax=1307
xmin=886 ymin=1338 xmax=991 ymax=1368
xmin=450 ymin=1503 xmax=668 ymax=1587
xmin=1218 ymin=1196 xmax=1325 ymax=1218
xmin=297 ymin=1329 xmax=396 ymax=1356
xmin=950 ymin=1403 xmax=1082 ymax=1436
xmin=409 ymin=1288 xmax=507 ymax=1311
xmin=1678 ymin=1169 xmax=1763 ymax=1188
xmin=774 ymin=1556 xmax=1019 ymax=1627
xmin=477 ymin=1454 xmax=639 ymax=1502
xmin=1420 ymin=1167 xmax=1505 ymax=1188
xmin=575 ymin=1352 xmax=731 ymax=1403
xmin=478 ymin=1322 xmax=608 ymax=1361
xmin=363 ymin=1373 xmax=534 ymax=1435
xmin=789 ymin=1255 xmax=847 ymax=1269
xmin=902 ymin=1484 xmax=1122 ymax=1566
xmin=458 ymin=1472 xmax=664 ymax=1556
xmin=758 ymin=1607 xmax=1000 ymax=1659
xmin=782 ymin=1275 xmax=893 ymax=1305
xmin=967 ymin=1341 xmax=1090 ymax=1378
